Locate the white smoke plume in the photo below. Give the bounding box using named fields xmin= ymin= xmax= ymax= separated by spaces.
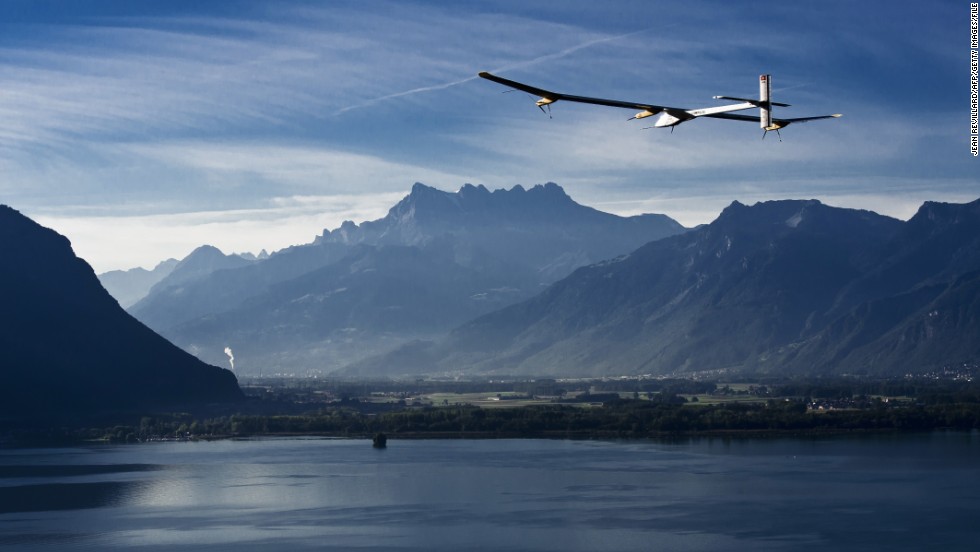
xmin=223 ymin=347 xmax=235 ymax=370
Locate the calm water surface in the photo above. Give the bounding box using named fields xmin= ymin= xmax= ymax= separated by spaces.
xmin=0 ymin=433 xmax=978 ymax=551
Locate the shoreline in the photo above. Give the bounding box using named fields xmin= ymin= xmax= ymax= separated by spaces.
xmin=6 ymin=426 xmax=963 ymax=449
xmin=5 ymin=396 xmax=980 ymax=447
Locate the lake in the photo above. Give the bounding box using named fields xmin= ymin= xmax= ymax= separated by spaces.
xmin=1 ymin=433 xmax=978 ymax=551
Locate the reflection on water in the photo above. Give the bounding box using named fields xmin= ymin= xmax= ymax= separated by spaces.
xmin=0 ymin=434 xmax=977 ymax=551
xmin=0 ymin=481 xmax=138 ymax=514
xmin=0 ymin=463 xmax=162 ymax=479
xmin=0 ymin=463 xmax=166 ymax=514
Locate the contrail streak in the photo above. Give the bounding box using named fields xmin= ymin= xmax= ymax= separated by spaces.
xmin=492 ymin=27 xmax=652 ymax=74
xmin=333 ymin=76 xmax=479 ymax=115
xmin=332 ymin=27 xmax=651 ymax=116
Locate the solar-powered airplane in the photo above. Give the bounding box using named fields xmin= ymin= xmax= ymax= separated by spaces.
xmin=478 ymin=72 xmax=841 ymax=140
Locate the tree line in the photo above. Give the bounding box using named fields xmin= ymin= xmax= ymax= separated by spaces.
xmin=6 ymin=376 xmax=980 ymax=444
xmin=66 ymin=398 xmax=980 ymax=443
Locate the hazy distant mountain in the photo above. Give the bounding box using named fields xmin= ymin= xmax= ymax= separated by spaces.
xmin=352 ymin=198 xmax=980 ymax=378
xmin=100 ymin=248 xmax=271 ymax=309
xmin=0 ymin=206 xmax=242 ymax=419
xmin=237 ymin=249 xmax=270 ymax=261
xmin=148 ymin=244 xmax=255 ymax=291
xmin=128 ymin=182 xmax=685 ymax=374
xmin=128 ymin=245 xmax=258 ymax=330
xmin=171 ymin=241 xmax=533 ymax=372
xmin=98 ymin=258 xmax=178 ymax=308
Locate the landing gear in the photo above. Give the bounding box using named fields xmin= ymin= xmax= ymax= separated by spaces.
xmin=762 ymin=128 xmax=782 ymax=142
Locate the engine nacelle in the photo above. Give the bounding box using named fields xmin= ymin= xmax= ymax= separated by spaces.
xmin=633 ymin=110 xmax=657 ymax=119
xmin=653 ymin=113 xmax=682 ymax=127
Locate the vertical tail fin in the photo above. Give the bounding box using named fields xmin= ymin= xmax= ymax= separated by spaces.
xmin=759 ymin=74 xmax=771 ymax=129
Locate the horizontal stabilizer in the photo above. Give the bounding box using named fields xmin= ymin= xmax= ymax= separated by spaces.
xmin=709 ymin=112 xmax=842 ymax=128
xmin=713 ymin=95 xmax=791 ymax=107
xmin=781 ymin=113 xmax=842 ymax=123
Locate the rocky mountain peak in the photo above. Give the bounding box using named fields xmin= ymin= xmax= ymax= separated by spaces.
xmin=318 ymin=182 xmax=637 ymax=247
xmin=907 ymin=198 xmax=980 ymax=233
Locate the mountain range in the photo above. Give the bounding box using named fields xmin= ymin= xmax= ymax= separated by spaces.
xmin=99 ymin=246 xmax=269 ymax=310
xmin=0 ymin=205 xmax=242 ymax=420
xmin=119 ymin=183 xmax=685 ymax=374
xmin=6 ymin=177 xmax=973 ymax=422
xmin=95 ymin=181 xmax=980 ymax=379
xmin=350 ymin=197 xmax=980 ymax=378
xmin=98 ymin=258 xmax=178 ymax=308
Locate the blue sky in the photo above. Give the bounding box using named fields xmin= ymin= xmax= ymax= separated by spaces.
xmin=1 ymin=0 xmax=974 ymax=271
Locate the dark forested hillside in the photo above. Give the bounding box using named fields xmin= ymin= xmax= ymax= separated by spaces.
xmin=0 ymin=206 xmax=242 ymax=420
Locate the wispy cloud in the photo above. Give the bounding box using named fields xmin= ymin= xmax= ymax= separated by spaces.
xmin=491 ymin=27 xmax=655 ymax=75
xmin=121 ymin=141 xmax=470 ymax=194
xmin=33 ymin=191 xmax=405 ymax=272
